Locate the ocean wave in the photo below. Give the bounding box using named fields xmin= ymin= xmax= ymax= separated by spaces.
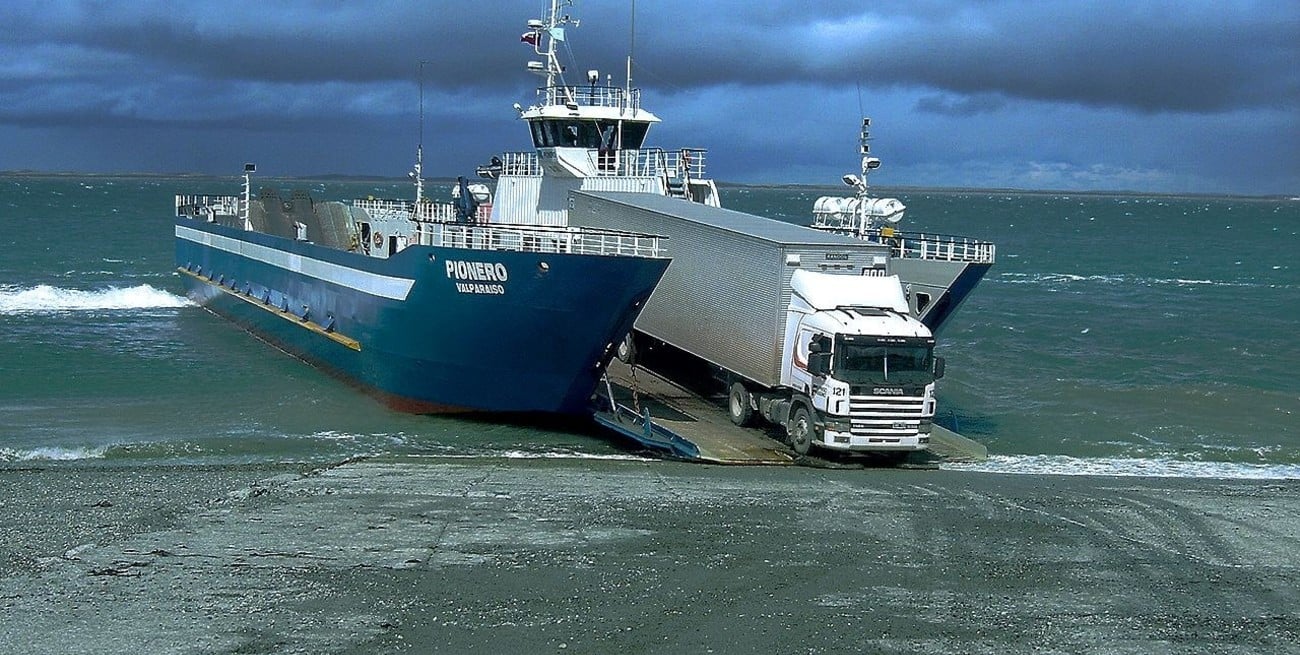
xmin=944 ymin=454 xmax=1300 ymax=480
xmin=0 ymin=284 xmax=191 ymax=314
xmin=415 ymin=450 xmax=657 ymax=462
xmin=995 ymin=272 xmax=1282 ymax=289
xmin=0 ymin=446 xmax=110 ymax=462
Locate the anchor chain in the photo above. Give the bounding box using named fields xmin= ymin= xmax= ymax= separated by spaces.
xmin=628 ymin=363 xmax=643 ymax=416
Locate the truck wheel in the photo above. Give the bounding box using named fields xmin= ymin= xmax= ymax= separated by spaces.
xmin=787 ymin=406 xmax=813 ymax=456
xmin=616 ymin=333 xmax=637 ymax=365
xmin=727 ymin=382 xmax=753 ymax=427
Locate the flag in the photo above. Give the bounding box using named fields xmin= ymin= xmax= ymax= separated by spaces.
xmin=548 ymin=27 xmax=565 ymax=42
xmin=520 ymin=31 xmax=539 ymax=46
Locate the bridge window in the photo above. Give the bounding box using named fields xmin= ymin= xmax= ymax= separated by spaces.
xmin=528 ymin=119 xmax=652 ymax=150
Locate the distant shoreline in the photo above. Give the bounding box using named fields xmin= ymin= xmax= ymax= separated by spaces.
xmin=1 ymin=169 xmax=1293 ymax=201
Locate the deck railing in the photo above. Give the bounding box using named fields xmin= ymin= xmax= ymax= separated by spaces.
xmin=496 ymin=147 xmax=709 ymax=180
xmin=353 ymin=197 xmax=412 ymax=218
xmin=540 ymin=85 xmax=642 ymax=112
xmin=355 ymin=198 xmax=493 ymax=223
xmin=501 ymin=151 xmax=543 ymax=176
xmin=412 ymin=222 xmax=665 ymax=259
xmin=175 ymin=194 xmax=240 ymax=217
xmin=812 ymin=224 xmax=996 ymax=264
xmin=887 ymin=230 xmax=997 ymax=263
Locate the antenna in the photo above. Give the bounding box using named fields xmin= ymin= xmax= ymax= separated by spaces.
xmin=626 ymin=0 xmax=636 ymax=103
xmin=412 ymin=60 xmax=428 ymax=206
xmin=855 ymin=81 xmax=864 ymax=122
xmin=418 ymin=60 xmax=426 ymax=150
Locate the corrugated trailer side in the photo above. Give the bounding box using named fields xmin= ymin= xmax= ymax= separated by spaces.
xmin=569 ymin=191 xmax=785 ymax=385
xmin=569 ymin=191 xmax=890 ymax=387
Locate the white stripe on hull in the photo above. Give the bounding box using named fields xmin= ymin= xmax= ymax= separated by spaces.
xmin=176 ymin=224 xmax=415 ymax=300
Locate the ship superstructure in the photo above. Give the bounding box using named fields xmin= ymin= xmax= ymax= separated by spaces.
xmin=807 ymin=119 xmax=996 ymax=330
xmin=482 ymin=0 xmax=993 ymax=331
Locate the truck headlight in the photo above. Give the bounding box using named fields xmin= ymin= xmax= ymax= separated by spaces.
xmin=824 ymin=418 xmax=853 ymax=433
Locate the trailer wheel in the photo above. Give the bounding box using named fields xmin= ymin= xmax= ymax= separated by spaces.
xmin=787 ymin=406 xmax=813 ymax=456
xmin=727 ymin=382 xmax=753 ymax=427
xmin=616 ymin=333 xmax=637 ymax=365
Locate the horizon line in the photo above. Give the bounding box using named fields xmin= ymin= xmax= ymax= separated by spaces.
xmin=1 ymin=169 xmax=1294 ymax=200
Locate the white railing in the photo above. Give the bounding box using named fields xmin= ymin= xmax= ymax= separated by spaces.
xmin=540 ymin=85 xmax=642 ymax=112
xmin=497 ymin=147 xmax=710 ymax=180
xmin=811 ymin=225 xmax=996 ymax=264
xmin=175 ymin=194 xmax=240 ymax=217
xmin=354 ymin=197 xmax=413 ymax=220
xmin=665 ymin=148 xmax=708 ymax=179
xmin=412 ymin=222 xmax=665 ymax=259
xmin=356 ymin=198 xmax=494 ymax=223
xmin=502 ymin=151 xmax=543 ymax=176
xmin=894 ymin=232 xmax=997 ymax=263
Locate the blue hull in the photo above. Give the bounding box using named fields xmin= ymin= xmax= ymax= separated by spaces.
xmin=175 ymin=218 xmax=669 ymax=415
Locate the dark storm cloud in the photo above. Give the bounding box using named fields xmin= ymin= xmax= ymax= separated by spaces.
xmin=0 ymin=1 xmax=1295 ymax=192
xmin=0 ymin=2 xmax=531 ymax=86
xmin=612 ymin=0 xmax=1299 ymax=114
xmin=6 ymin=1 xmax=1296 ymax=111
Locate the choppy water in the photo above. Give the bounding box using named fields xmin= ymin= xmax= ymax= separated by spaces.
xmin=2 ymin=175 xmax=1297 ymax=478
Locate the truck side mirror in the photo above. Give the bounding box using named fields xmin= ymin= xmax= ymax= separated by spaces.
xmin=933 ymin=356 xmax=945 ymax=379
xmin=808 ymin=352 xmax=831 ymax=377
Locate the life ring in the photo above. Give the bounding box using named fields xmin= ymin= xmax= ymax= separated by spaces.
xmin=373 ymin=232 xmax=383 ymax=247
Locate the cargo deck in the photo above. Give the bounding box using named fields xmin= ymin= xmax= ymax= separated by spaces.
xmin=594 ymin=361 xmax=986 ymax=465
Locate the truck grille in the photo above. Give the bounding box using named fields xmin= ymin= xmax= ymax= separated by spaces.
xmin=847 ymin=395 xmax=926 ymax=438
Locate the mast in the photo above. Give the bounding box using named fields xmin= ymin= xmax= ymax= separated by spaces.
xmin=525 ymin=0 xmax=577 ymax=92
xmin=241 ymin=163 xmax=255 ymax=231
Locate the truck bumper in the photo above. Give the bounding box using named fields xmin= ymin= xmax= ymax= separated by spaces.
xmin=819 ymin=429 xmax=929 ymax=452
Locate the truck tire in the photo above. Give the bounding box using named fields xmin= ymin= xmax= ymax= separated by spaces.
xmin=616 ymin=333 xmax=637 ymax=365
xmin=787 ymin=405 xmax=813 ymax=456
xmin=727 ymin=382 xmax=753 ymax=426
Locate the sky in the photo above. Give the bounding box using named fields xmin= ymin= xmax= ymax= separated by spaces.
xmin=0 ymin=1 xmax=1296 ymax=195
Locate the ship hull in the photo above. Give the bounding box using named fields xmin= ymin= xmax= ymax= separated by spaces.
xmin=892 ymin=258 xmax=993 ymax=333
xmin=175 ymin=219 xmax=668 ymax=415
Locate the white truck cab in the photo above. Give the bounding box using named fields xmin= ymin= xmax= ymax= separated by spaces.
xmin=775 ymin=270 xmax=943 ymax=455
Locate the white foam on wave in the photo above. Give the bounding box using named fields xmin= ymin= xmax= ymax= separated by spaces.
xmin=415 ymin=450 xmax=657 ymax=463
xmin=0 ymin=284 xmax=191 ymax=314
xmin=996 ymin=272 xmax=1270 ymax=289
xmin=0 ymin=446 xmax=109 ymax=462
xmin=944 ymin=454 xmax=1300 ymax=480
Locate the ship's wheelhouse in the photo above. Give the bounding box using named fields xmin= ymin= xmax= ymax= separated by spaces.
xmin=528 ymin=118 xmax=651 ymax=151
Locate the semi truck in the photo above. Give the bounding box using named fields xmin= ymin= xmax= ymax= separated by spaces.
xmin=569 ymin=191 xmax=944 ymax=457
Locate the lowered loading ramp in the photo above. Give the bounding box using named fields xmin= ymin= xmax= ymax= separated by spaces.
xmin=594 ymin=360 xmax=987 ymax=466
xmin=596 ymin=360 xmax=795 ymax=465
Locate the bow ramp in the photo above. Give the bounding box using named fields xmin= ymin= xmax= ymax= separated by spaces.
xmin=593 ymin=361 xmax=987 ymax=466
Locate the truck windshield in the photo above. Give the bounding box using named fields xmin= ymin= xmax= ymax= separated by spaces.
xmin=834 ymin=342 xmax=933 ymax=385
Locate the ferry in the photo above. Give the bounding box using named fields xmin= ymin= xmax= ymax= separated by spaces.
xmin=174 ymin=165 xmax=669 ymax=415
xmin=478 ymin=0 xmax=994 ymax=332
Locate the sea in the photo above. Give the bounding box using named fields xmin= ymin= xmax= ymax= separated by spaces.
xmin=2 ymin=175 xmax=1297 ymax=479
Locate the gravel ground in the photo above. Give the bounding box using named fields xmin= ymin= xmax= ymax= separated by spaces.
xmin=1 ymin=458 xmax=1297 ymax=654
